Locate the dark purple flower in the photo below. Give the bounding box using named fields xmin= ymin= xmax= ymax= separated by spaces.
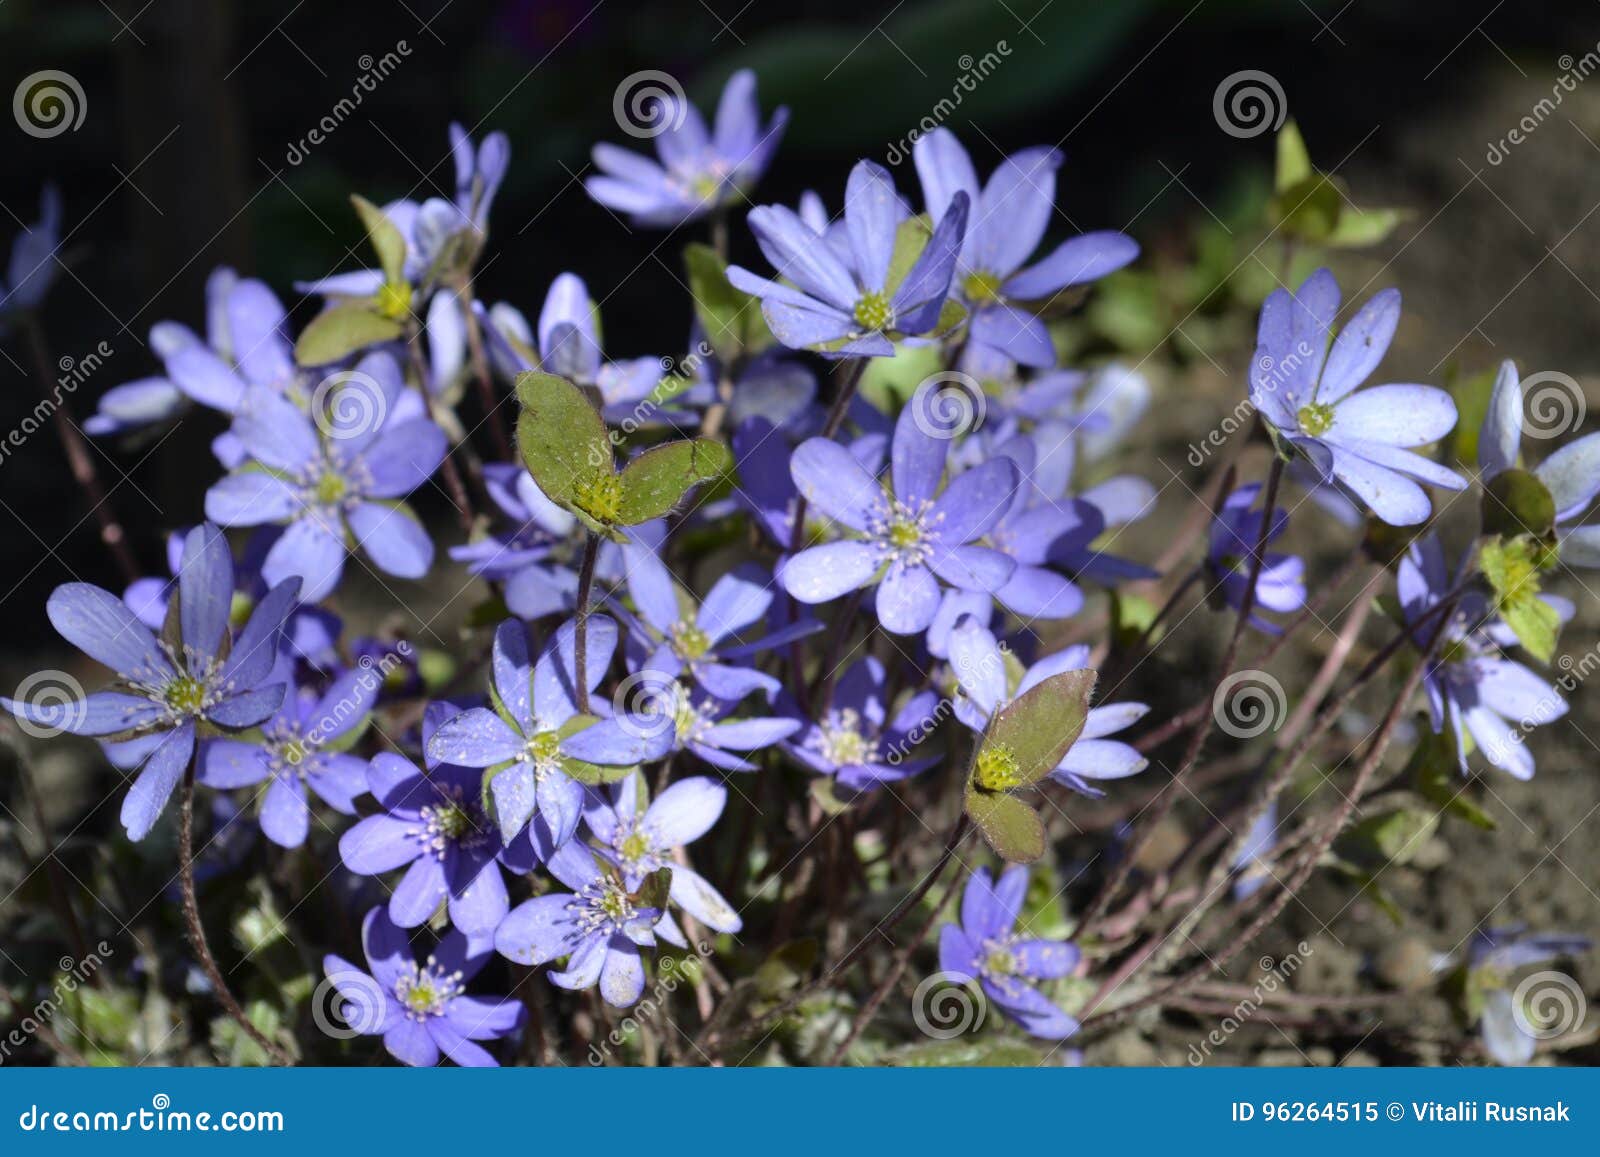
xmin=1205 ymin=483 xmax=1306 ymax=634
xmin=939 ymin=865 xmax=1080 ymax=1039
xmin=783 ymin=656 xmax=940 ymax=791
xmin=426 ymin=618 xmax=673 ymax=844
xmin=587 ymin=69 xmax=788 ymax=227
xmin=913 ymin=129 xmax=1137 ymax=369
xmin=728 ymin=161 xmax=969 ymax=357
xmin=322 ymin=906 xmax=522 ymax=1067
xmin=780 ymin=389 xmax=1018 ymax=635
xmin=1249 ymin=268 xmax=1466 ymax=526
xmin=338 ymin=741 xmax=509 ymax=935
xmin=204 ymin=357 xmax=446 ymax=601
xmin=3 ymin=524 xmax=299 ymax=839
xmin=584 ymin=774 xmax=741 ymax=939
xmin=201 ymin=660 xmax=379 ymax=847
xmin=493 ymin=840 xmax=663 ymax=1007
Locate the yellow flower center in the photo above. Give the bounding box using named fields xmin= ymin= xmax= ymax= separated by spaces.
xmin=853 ymin=290 xmax=893 ymax=332
xmin=963 ymin=271 xmax=1004 ymax=303
xmin=620 ymin=831 xmax=650 ymax=862
xmin=1297 ymin=402 xmax=1335 ymax=437
xmin=314 ymin=471 xmax=347 ymax=506
xmin=573 ymin=473 xmax=622 ymax=525
xmin=163 ymin=676 xmax=206 ymax=715
xmin=975 ymin=742 xmax=1022 ymax=792
xmin=670 ymin=621 xmax=713 ymax=661
xmin=376 ymin=280 xmax=412 ymax=320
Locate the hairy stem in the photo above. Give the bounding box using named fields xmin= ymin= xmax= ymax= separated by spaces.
xmin=573 ymin=533 xmax=600 ymax=714
xmin=178 ymin=762 xmax=293 ymax=1065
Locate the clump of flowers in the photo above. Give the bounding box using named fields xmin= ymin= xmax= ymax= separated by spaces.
xmin=5 ymin=75 xmax=1591 ymax=1072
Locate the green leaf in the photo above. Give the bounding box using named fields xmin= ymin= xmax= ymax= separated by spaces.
xmin=684 ymin=242 xmax=772 ymax=363
xmin=295 ymin=302 xmax=404 ymax=367
xmin=1269 ymin=173 xmax=1343 ymax=244
xmin=1448 ymin=363 xmax=1499 ymax=466
xmin=1274 ymin=120 xmax=1312 ymax=193
xmin=972 ymin=669 xmax=1096 ymax=791
xmin=1326 ymin=205 xmax=1405 ymax=248
xmin=514 ymin=371 xmax=616 ymax=523
xmin=964 ymin=789 xmax=1046 ymax=863
xmin=1335 ymin=806 xmax=1439 ymax=869
xmin=559 ymin=757 xmax=639 ymax=786
xmin=1479 ymin=535 xmax=1560 ymax=662
xmin=883 ymin=1036 xmax=1051 ymax=1067
xmin=352 ymin=194 xmax=407 ymax=284
xmin=616 ymin=437 xmax=733 ymax=525
xmin=1482 ymin=468 xmax=1556 ymax=539
xmin=1412 ymin=731 xmax=1497 ymax=831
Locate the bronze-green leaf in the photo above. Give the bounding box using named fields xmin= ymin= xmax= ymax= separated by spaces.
xmin=684 ymin=242 xmax=772 ymax=363
xmin=616 ymin=437 xmax=733 ymax=525
xmin=972 ymin=669 xmax=1096 ymax=792
xmin=965 ymin=789 xmax=1046 ymax=863
xmin=294 ymin=303 xmax=404 ymax=367
xmin=514 ymin=371 xmax=616 ymax=522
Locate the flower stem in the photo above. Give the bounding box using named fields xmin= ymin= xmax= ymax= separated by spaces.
xmin=22 ymin=316 xmax=139 ymax=583
xmin=177 ymin=761 xmax=293 ymax=1066
xmin=457 ymin=280 xmax=515 ymax=460
xmin=573 ymin=533 xmax=600 ymax=714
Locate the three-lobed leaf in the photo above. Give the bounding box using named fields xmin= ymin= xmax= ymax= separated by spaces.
xmin=295 ymin=302 xmax=404 ymax=367
xmin=964 ymin=789 xmax=1046 ymax=863
xmin=974 ymin=669 xmax=1096 ymax=791
xmin=515 ymin=371 xmax=615 ymax=519
xmin=616 ymin=437 xmax=733 ymax=525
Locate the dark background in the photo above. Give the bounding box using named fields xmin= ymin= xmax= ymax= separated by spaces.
xmin=0 ymin=0 xmax=1593 ymax=645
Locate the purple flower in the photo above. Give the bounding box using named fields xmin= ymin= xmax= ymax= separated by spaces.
xmin=586 ymin=69 xmax=787 ymax=227
xmin=939 ymin=865 xmax=1080 ymax=1039
xmin=493 ymin=840 xmax=663 ymax=1007
xmin=949 ymin=621 xmax=1148 ymax=796
xmin=425 ymin=617 xmax=673 ymax=844
xmin=779 ymin=392 xmax=1019 ymax=635
xmin=204 ymin=360 xmax=447 ymax=601
xmin=200 ymin=661 xmax=380 ymax=847
xmin=1464 ymin=926 xmax=1591 ymax=1065
xmin=322 ymin=907 xmax=522 ymax=1067
xmin=583 ymin=774 xmax=741 ymax=939
xmin=1400 ymin=534 xmax=1569 ymax=780
xmin=913 ymin=129 xmax=1137 ymax=368
xmin=782 ymin=656 xmax=940 ymax=791
xmin=2 ymin=184 xmax=62 ymax=315
xmin=3 ymin=523 xmax=299 ymax=840
xmin=1480 ymin=359 xmax=1600 ymax=566
xmin=338 ymin=744 xmax=510 ymax=935
xmin=621 ymin=546 xmax=814 ymax=702
xmin=1249 ymin=268 xmax=1467 ymax=525
xmin=300 ymin=125 xmax=508 ymax=301
xmin=634 ymin=677 xmax=800 ymax=773
xmin=1205 ymin=483 xmax=1306 ymax=634
xmin=86 ymin=271 xmax=307 ymax=449
xmin=727 ymin=161 xmax=969 ymax=357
